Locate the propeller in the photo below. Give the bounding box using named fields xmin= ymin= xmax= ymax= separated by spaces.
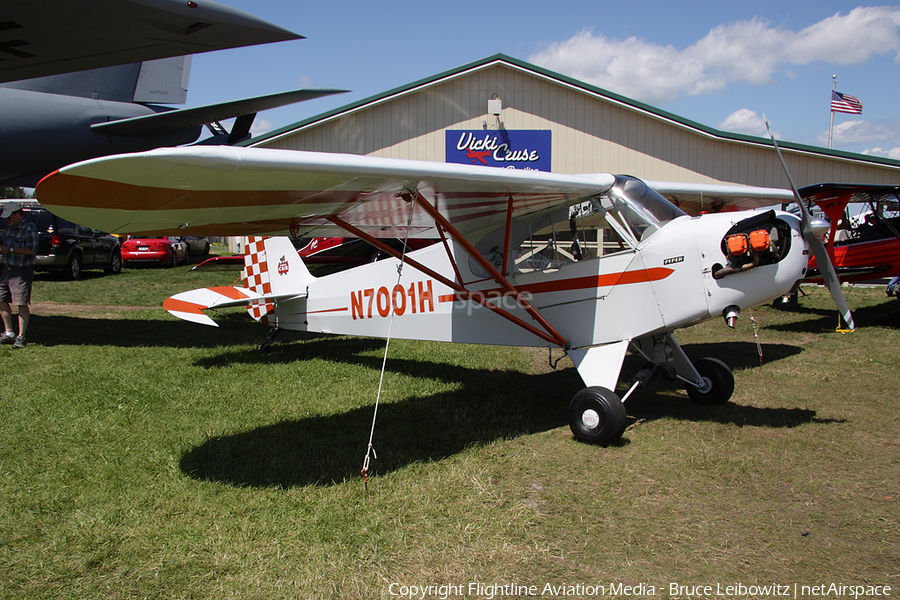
xmin=765 ymin=118 xmax=854 ymax=330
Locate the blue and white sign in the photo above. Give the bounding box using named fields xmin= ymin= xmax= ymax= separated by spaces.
xmin=446 ymin=130 xmax=551 ymax=171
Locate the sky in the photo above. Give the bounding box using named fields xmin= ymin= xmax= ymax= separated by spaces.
xmin=184 ymin=1 xmax=900 ymax=158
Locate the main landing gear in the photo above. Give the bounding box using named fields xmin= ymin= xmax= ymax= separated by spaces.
xmin=567 ymin=336 xmax=736 ymax=445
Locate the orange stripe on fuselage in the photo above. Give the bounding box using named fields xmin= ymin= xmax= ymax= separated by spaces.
xmin=434 ymin=267 xmax=674 ymax=304
xmin=516 ymin=267 xmax=673 ymax=295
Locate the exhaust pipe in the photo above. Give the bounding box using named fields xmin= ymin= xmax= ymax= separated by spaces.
xmin=723 ymin=305 xmax=740 ymax=328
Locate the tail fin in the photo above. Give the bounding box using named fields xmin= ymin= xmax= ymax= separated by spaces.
xmin=242 ymin=236 xmax=315 ymax=323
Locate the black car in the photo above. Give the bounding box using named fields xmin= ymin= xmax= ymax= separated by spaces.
xmin=19 ymin=201 xmax=122 ymax=280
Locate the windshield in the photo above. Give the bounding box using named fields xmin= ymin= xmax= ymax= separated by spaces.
xmin=602 ymin=176 xmax=687 ymax=242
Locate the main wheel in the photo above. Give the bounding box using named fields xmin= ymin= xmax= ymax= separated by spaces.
xmin=568 ymin=386 xmax=627 ymax=445
xmin=105 ymin=251 xmax=122 ymax=275
xmin=65 ymin=253 xmax=82 ymax=280
xmin=685 ymin=357 xmax=735 ymax=405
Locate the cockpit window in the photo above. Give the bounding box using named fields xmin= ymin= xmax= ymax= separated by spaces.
xmin=476 ymin=176 xmax=686 ymax=276
xmin=603 ymin=176 xmax=687 ymax=242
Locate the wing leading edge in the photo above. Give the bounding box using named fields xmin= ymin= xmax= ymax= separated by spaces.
xmin=36 ymin=147 xmax=796 ymax=242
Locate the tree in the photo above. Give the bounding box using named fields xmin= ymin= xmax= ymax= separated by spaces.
xmin=0 ymin=186 xmax=27 ymax=199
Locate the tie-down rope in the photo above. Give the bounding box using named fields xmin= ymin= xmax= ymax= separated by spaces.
xmin=361 ymin=192 xmax=418 ymax=494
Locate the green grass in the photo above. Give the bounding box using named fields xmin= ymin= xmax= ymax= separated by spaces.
xmin=2 ymin=271 xmax=898 ymax=599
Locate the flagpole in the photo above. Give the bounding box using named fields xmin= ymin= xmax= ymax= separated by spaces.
xmin=828 ymin=74 xmax=836 ymax=149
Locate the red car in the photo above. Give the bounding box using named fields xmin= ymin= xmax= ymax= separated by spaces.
xmin=121 ymin=236 xmax=187 ymax=267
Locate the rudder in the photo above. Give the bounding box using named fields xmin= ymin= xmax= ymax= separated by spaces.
xmin=242 ymin=236 xmax=315 ymax=323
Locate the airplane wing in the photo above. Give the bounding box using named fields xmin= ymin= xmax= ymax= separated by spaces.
xmin=799 ymin=183 xmax=900 ymax=223
xmin=0 ymin=0 xmax=301 ymax=84
xmin=35 ymin=146 xmax=800 ymax=239
xmin=650 ymin=181 xmax=794 ymax=214
xmin=36 ymin=147 xmax=617 ymax=238
xmin=90 ymin=88 xmax=348 ymax=137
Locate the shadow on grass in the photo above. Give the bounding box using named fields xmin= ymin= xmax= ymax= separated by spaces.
xmin=180 ymin=357 xmax=577 ymax=488
xmin=179 ymin=337 xmax=833 ymax=489
xmin=30 ymin=312 xmax=261 ymax=348
xmin=767 ymin=297 xmax=900 ymax=332
xmin=621 ymin=341 xmax=841 ymax=431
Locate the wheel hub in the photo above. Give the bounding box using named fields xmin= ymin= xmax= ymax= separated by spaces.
xmin=695 ymin=376 xmax=713 ymax=395
xmin=581 ymin=409 xmax=600 ymax=430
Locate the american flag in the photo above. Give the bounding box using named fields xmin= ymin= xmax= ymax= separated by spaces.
xmin=831 ymin=90 xmax=863 ymax=114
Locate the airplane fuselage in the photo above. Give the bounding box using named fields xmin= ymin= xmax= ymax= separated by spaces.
xmin=0 ymin=87 xmax=199 ymax=185
xmin=261 ymin=209 xmax=808 ymax=350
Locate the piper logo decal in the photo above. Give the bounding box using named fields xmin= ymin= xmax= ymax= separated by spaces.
xmin=277 ymin=256 xmax=289 ymax=275
xmin=663 ymin=256 xmax=684 ymax=266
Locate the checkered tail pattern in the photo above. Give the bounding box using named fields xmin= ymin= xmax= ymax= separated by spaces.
xmin=242 ymin=236 xmax=275 ymax=324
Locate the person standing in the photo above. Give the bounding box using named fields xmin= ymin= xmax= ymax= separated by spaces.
xmin=0 ymin=202 xmax=38 ymax=349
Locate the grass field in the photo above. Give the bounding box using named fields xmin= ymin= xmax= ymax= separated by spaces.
xmin=1 ymin=262 xmax=898 ymax=599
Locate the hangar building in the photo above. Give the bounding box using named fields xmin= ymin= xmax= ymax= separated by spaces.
xmin=246 ymin=54 xmax=900 ymax=190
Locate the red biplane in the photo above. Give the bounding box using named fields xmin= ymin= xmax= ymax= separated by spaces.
xmin=799 ymin=183 xmax=900 ymax=283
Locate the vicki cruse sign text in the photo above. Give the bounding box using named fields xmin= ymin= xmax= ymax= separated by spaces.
xmin=446 ymin=130 xmax=551 ymax=171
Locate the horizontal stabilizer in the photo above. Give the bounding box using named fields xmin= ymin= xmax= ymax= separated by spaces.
xmin=164 ymin=285 xmax=306 ymax=326
xmin=91 ymin=88 xmax=347 ymax=137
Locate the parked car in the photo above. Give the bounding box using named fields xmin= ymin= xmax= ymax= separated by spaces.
xmin=121 ymin=236 xmax=187 ymax=267
xmin=180 ymin=236 xmax=210 ymax=259
xmin=19 ymin=200 xmax=122 ymax=280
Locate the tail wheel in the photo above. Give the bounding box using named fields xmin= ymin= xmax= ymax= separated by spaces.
xmin=568 ymin=386 xmax=627 ymax=445
xmin=686 ymin=357 xmax=734 ymax=405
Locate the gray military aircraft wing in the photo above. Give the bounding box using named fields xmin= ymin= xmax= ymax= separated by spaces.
xmin=91 ymin=88 xmax=347 ymax=142
xmin=0 ymin=0 xmax=301 ymax=83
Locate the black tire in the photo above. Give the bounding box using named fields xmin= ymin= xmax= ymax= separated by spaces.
xmin=183 ymin=246 xmax=190 ymax=265
xmin=168 ymin=249 xmax=178 ymax=267
xmin=568 ymin=386 xmax=627 ymax=445
xmin=104 ymin=251 xmax=122 ymax=275
xmin=686 ymin=357 xmax=735 ymax=405
xmin=65 ymin=252 xmax=82 ymax=280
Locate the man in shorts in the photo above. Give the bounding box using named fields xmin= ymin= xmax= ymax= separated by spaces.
xmin=0 ymin=201 xmax=38 ymax=349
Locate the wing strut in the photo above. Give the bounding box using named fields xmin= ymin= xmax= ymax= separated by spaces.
xmin=326 ymin=191 xmax=569 ymax=349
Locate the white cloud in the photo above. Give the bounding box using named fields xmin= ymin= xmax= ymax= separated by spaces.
xmin=529 ymin=7 xmax=900 ymax=105
xmin=528 ymin=30 xmax=708 ymax=104
xmin=718 ymin=109 xmax=774 ymax=137
xmin=250 ymin=117 xmax=273 ymax=137
xmin=862 ymin=147 xmax=900 ymax=159
xmin=817 ymin=119 xmax=900 ymax=146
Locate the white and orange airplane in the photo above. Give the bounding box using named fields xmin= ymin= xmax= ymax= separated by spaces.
xmin=36 ymin=139 xmax=851 ymax=445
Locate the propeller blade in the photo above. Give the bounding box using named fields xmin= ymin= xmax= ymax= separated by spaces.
xmin=765 ymin=118 xmax=855 ymax=330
